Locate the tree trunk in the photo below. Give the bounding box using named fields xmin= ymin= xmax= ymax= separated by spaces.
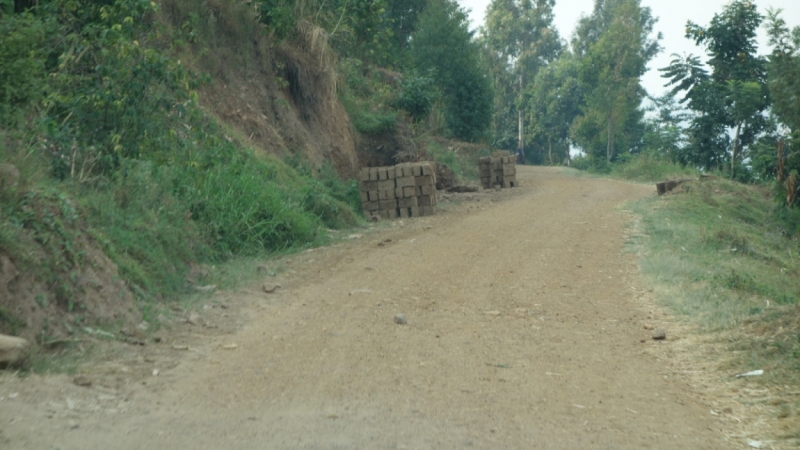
xmin=566 ymin=142 xmax=571 ymax=166
xmin=517 ymin=74 xmax=525 ymax=164
xmin=606 ymin=117 xmax=614 ymax=162
xmin=730 ymin=121 xmax=742 ymax=180
xmin=548 ymin=137 xmax=553 ymax=165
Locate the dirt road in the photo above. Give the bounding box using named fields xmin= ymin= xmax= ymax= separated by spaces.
xmin=1 ymin=167 xmax=734 ymax=449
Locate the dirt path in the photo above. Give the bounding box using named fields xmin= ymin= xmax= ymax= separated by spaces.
xmin=1 ymin=167 xmax=736 ymax=449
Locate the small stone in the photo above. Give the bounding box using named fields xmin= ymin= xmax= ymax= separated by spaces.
xmin=152 ymin=369 xmax=160 ymax=376
xmin=73 ymin=376 xmax=92 ymax=387
xmin=194 ymin=284 xmax=217 ymax=293
xmin=263 ymin=283 xmax=280 ymax=294
xmin=652 ymin=329 xmax=667 ymax=340
xmin=723 ymin=407 xmax=733 ymax=414
xmin=393 ymin=314 xmax=408 ymax=325
xmin=69 ymin=421 xmax=79 ymax=430
xmin=643 ymin=324 xmax=654 ymax=330
xmin=187 ymin=312 xmax=204 ymax=326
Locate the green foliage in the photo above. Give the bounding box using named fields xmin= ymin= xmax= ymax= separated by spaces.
xmin=0 ymin=0 xmax=364 ymax=306
xmin=483 ymin=0 xmax=562 ymax=158
xmin=0 ymin=11 xmax=50 ymax=125
xmin=338 ymin=58 xmax=398 ymax=134
xmin=662 ymin=0 xmax=769 ymax=176
xmin=571 ymin=0 xmax=660 ymax=163
xmin=526 ymin=53 xmax=582 ymax=165
xmin=250 ymin=0 xmax=296 ymax=39
xmin=395 ymin=70 xmax=438 ymax=122
xmin=765 ymin=9 xmax=800 ymax=206
xmin=410 ymin=0 xmax=492 ymax=141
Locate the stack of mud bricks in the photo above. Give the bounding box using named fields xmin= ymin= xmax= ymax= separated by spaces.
xmin=359 ymin=162 xmax=437 ymax=220
xmin=479 ymin=151 xmax=517 ymax=189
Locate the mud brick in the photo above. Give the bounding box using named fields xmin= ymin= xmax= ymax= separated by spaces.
xmin=360 ymin=191 xmax=369 ymax=202
xmin=415 ymin=175 xmax=434 ymax=186
xmin=398 ymin=197 xmax=418 ymax=208
xmin=479 ymin=156 xmax=490 ymax=164
xmin=503 ymin=165 xmax=516 ymax=175
xmin=362 ymin=200 xmax=379 ymax=211
xmin=360 ymin=167 xmax=371 ymax=181
xmin=369 ymin=167 xmax=380 ymax=181
xmin=368 ymin=190 xmax=380 ymax=201
xmin=503 ymin=176 xmax=517 ymax=188
xmin=379 ymin=210 xmax=389 ymax=219
xmin=409 ymin=206 xmax=420 ymax=217
xmin=412 ymin=164 xmax=423 ymax=177
xmin=382 ymin=189 xmax=398 ymax=200
xmin=395 ymin=176 xmax=415 ymax=188
xmin=403 ymin=186 xmax=416 ymax=197
xmin=387 ymin=167 xmax=396 ymax=179
xmin=396 ymin=165 xmax=409 ymax=177
xmin=398 ymin=207 xmax=410 ymax=218
xmin=502 ymin=156 xmax=510 ymax=163
xmin=360 ymin=180 xmax=378 ymax=191
xmin=421 ymin=163 xmax=433 ymax=176
xmin=509 ymin=155 xmax=517 ymax=164
xmin=386 ymin=208 xmax=398 ymax=219
xmin=377 ymin=179 xmax=395 ymax=191
xmin=420 ymin=205 xmax=435 ymax=216
xmin=417 ymin=195 xmax=435 ymax=207
xmin=395 ymin=187 xmax=403 ymax=198
xmin=379 ymin=199 xmax=397 ymax=210
xmin=417 ymin=184 xmax=434 ymax=196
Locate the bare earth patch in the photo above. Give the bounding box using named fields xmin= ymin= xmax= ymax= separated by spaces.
xmin=1 ymin=166 xmax=773 ymax=449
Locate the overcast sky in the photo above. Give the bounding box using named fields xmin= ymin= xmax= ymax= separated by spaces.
xmin=458 ymin=0 xmax=800 ymax=98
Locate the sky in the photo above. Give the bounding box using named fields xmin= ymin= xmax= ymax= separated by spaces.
xmin=457 ymin=0 xmax=800 ymax=99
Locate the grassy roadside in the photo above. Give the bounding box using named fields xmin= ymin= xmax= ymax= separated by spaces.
xmin=604 ymin=153 xmax=800 ymax=441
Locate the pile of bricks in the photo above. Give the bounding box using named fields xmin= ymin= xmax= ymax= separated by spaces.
xmin=359 ymin=162 xmax=437 ymax=220
xmin=479 ymin=151 xmax=517 ymax=189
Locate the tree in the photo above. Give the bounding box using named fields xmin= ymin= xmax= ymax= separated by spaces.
xmin=662 ymin=0 xmax=769 ymax=177
xmin=385 ymin=0 xmax=426 ymax=52
xmin=764 ymin=8 xmax=800 ymax=204
xmin=571 ymin=0 xmax=660 ymax=163
xmin=526 ymin=52 xmax=582 ymax=164
xmin=483 ymin=0 xmax=561 ymax=162
xmin=410 ymin=0 xmax=493 ymax=141
xmin=641 ymin=93 xmax=689 ymax=158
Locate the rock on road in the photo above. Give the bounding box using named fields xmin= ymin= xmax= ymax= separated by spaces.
xmin=1 ymin=167 xmax=732 ymax=449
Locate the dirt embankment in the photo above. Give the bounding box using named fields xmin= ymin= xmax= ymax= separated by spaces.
xmin=1 ymin=167 xmax=767 ymax=449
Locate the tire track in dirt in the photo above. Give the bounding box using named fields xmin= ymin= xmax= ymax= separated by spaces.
xmin=1 ymin=167 xmax=737 ymax=449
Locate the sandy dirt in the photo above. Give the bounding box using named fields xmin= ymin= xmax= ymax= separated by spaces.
xmin=0 ymin=167 xmax=742 ymax=449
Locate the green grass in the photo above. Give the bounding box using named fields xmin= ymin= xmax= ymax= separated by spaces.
xmin=626 ymin=173 xmax=800 ymax=384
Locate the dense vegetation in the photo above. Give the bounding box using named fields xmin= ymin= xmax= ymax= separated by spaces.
xmin=0 ymin=0 xmax=363 ymax=305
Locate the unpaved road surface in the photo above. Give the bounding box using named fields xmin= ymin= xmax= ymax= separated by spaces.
xmin=1 ymin=167 xmax=734 ymax=449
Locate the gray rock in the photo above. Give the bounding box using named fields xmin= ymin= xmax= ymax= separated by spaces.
xmin=0 ymin=334 xmax=29 ymax=364
xmin=652 ymin=329 xmax=667 ymax=340
xmin=393 ymin=314 xmax=408 ymax=325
